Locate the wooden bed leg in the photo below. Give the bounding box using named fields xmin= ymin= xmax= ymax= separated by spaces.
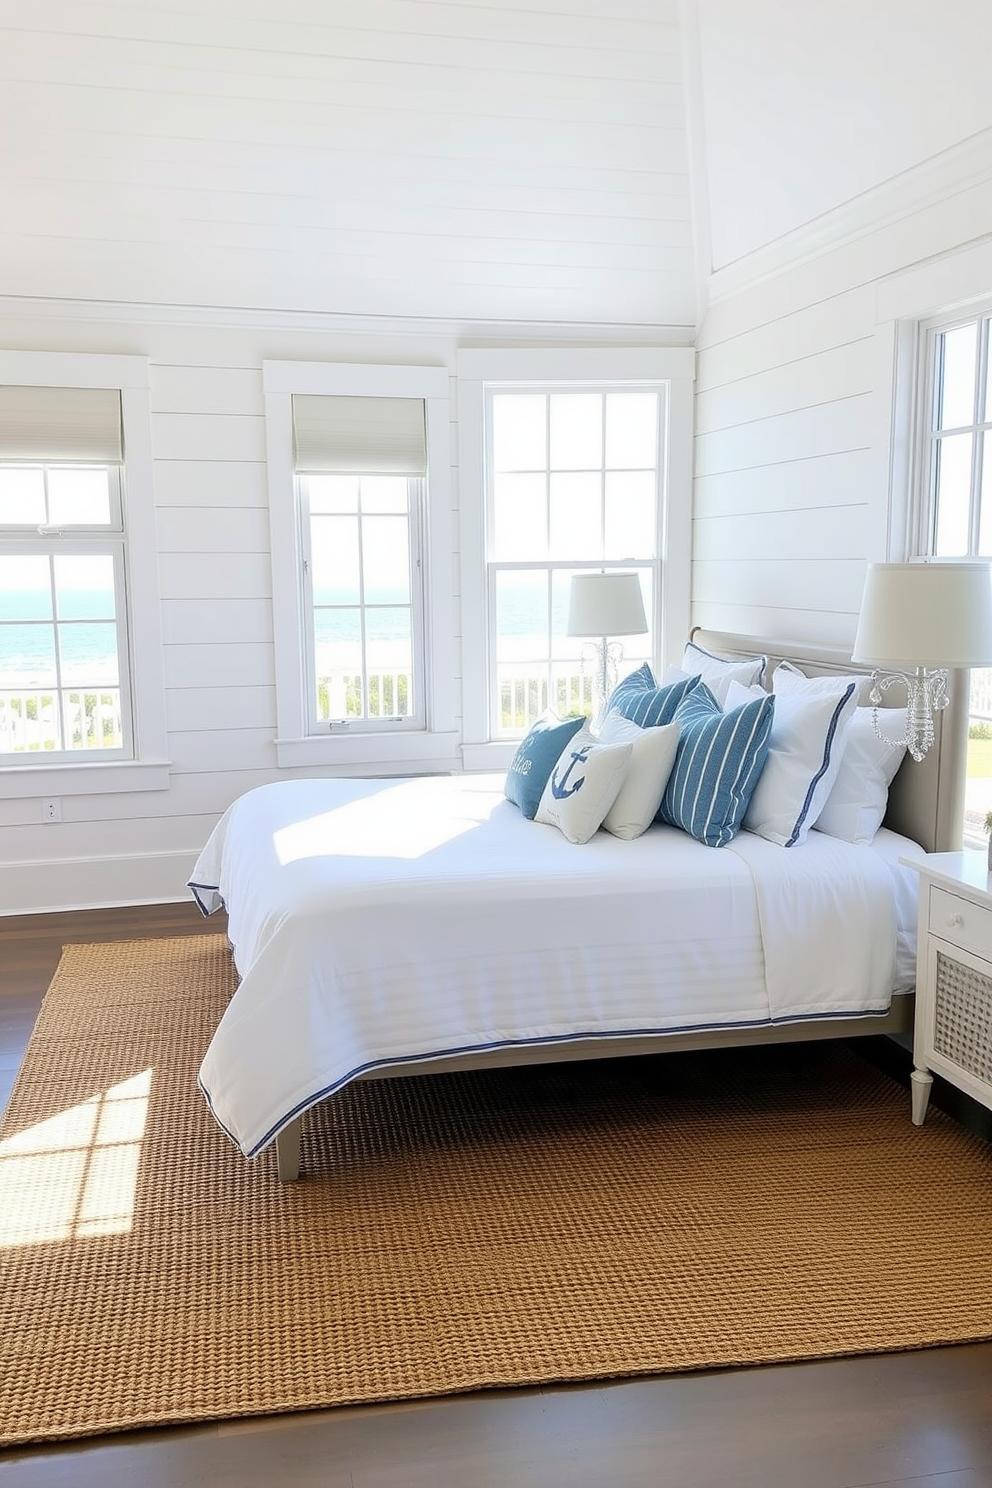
xmin=910 ymin=1068 xmax=933 ymax=1126
xmin=275 ymin=1117 xmax=302 ymax=1181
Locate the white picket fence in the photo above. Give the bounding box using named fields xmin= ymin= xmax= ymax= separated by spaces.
xmin=0 ymin=691 xmax=122 ymax=754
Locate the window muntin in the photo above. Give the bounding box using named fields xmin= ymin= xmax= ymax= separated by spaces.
xmin=0 ymin=463 xmax=131 ymax=761
xmin=486 ymin=387 xmax=659 ymax=738
xmin=918 ymin=307 xmax=992 ymax=847
xmin=923 ymin=313 xmax=990 ymax=558
xmin=299 ymin=472 xmax=425 ymax=733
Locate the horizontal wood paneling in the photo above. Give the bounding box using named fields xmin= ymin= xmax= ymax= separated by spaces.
xmin=165 ymin=685 xmax=276 ymax=734
xmin=158 ymin=552 xmax=272 ymax=601
xmin=159 ymin=597 xmax=274 ymax=646
xmin=693 ymin=396 xmax=873 ymax=479
xmin=155 ymin=461 xmax=269 ymax=509
xmin=691 ymin=159 xmax=990 ymax=649
xmin=694 ymin=339 xmax=874 ymax=435
xmin=693 ymin=450 xmax=871 ymax=520
xmin=155 ymin=507 xmax=270 ymax=554
xmin=693 ymin=504 xmax=870 ymax=563
xmin=692 ymin=557 xmax=866 ymax=613
xmin=162 ymin=642 xmax=275 ymax=691
xmin=0 ymin=2 xmax=695 ymax=325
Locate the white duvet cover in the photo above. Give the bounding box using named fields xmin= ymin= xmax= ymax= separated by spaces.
xmin=189 ymin=775 xmax=920 ymax=1159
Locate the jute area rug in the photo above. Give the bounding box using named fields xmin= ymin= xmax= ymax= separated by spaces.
xmin=3 ymin=936 xmax=992 ymax=1448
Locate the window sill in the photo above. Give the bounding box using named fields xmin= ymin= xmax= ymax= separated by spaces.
xmin=275 ymin=731 xmax=460 ymax=770
xmin=0 ymin=759 xmax=172 ymax=798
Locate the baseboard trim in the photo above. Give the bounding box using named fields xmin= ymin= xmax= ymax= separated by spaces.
xmin=0 ymin=850 xmax=199 ymax=917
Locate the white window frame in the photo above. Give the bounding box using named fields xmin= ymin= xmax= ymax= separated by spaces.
xmin=263 ymin=360 xmax=457 ymax=770
xmin=909 ymin=303 xmax=992 ymax=558
xmin=297 ymin=470 xmax=427 ymax=735
xmin=0 ymin=350 xmax=168 ymax=798
xmin=456 ymin=347 xmax=695 ymax=771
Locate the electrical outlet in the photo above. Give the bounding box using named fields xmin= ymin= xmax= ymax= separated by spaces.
xmin=42 ymin=798 xmax=61 ymax=823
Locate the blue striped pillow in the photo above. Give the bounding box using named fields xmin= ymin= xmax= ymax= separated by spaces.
xmin=607 ymin=663 xmax=700 ymax=729
xmin=660 ymin=684 xmax=775 ymax=847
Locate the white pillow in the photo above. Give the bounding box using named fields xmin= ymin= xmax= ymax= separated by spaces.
xmin=535 ymin=728 xmax=632 ymax=844
xmin=681 ymin=641 xmax=768 ymax=707
xmin=813 ymin=707 xmax=908 ymax=844
xmin=772 ymin=660 xmax=873 ymax=704
xmin=596 ymin=714 xmax=680 ymax=840
xmin=726 ymin=678 xmax=858 ymax=847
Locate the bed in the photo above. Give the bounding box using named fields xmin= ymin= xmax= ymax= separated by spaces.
xmin=189 ymin=631 xmax=968 ymax=1180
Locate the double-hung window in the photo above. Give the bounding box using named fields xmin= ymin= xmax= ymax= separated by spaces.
xmin=295 ymin=395 xmax=427 ymax=735
xmin=0 ymin=387 xmax=129 ymax=762
xmin=487 ymin=386 xmax=659 ymax=735
xmin=914 ymin=304 xmax=992 ymax=846
xmin=263 ymin=361 xmax=456 ymax=771
xmin=457 ymin=347 xmax=694 ymax=766
xmin=0 ymin=352 xmax=167 ymax=797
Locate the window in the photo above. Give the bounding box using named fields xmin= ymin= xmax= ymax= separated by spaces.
xmin=457 ymin=347 xmax=694 ymax=767
xmin=486 ymin=386 xmax=659 ymax=737
xmin=915 ymin=304 xmax=992 ymax=847
xmin=263 ymin=362 xmax=456 ymax=771
xmin=0 ymin=388 xmax=131 ymax=761
xmin=0 ymin=353 xmax=167 ymax=797
xmin=295 ymin=394 xmax=427 ymax=735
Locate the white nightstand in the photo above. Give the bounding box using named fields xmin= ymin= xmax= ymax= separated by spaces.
xmin=902 ymin=850 xmax=992 ymax=1127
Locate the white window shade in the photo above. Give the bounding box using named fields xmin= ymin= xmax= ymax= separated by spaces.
xmin=293 ymin=394 xmax=427 ymax=474
xmin=0 ymin=385 xmax=123 ymax=462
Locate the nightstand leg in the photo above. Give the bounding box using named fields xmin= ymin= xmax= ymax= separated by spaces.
xmin=911 ymin=1068 xmax=933 ymax=1126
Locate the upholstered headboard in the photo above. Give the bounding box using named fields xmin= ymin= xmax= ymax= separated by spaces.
xmin=689 ymin=628 xmax=968 ymax=854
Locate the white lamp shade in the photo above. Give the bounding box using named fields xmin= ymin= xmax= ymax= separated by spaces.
xmin=567 ymin=572 xmax=648 ymax=638
xmin=852 ymin=561 xmax=992 ymax=670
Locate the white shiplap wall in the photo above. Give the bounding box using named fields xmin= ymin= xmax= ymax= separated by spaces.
xmin=691 ymin=157 xmax=992 ymax=650
xmin=0 ymin=302 xmax=687 ymax=913
xmin=0 ymin=0 xmax=697 ymax=913
xmin=0 ymin=0 xmax=695 ymax=328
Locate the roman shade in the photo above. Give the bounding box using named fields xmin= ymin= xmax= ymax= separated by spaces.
xmin=0 ymin=385 xmax=124 ymax=462
xmin=292 ymin=394 xmax=428 ymax=474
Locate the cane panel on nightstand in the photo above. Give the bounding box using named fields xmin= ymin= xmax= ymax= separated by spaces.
xmin=933 ymin=949 xmax=992 ymax=1085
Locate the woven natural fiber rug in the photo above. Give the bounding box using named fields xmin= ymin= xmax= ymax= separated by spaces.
xmin=3 ymin=936 xmax=992 ymax=1447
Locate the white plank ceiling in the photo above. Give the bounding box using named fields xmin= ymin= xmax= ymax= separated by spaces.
xmin=0 ymin=0 xmax=696 ymax=328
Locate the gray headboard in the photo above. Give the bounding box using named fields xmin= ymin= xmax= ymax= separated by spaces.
xmin=689 ymin=628 xmax=967 ymax=854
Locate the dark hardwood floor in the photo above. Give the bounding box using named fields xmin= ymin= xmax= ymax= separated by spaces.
xmin=3 ymin=903 xmax=992 ymax=1488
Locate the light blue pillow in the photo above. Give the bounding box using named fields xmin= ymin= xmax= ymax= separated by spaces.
xmin=505 ymin=713 xmax=586 ymax=820
xmin=606 ymin=663 xmax=700 ymax=729
xmin=660 ymin=683 xmax=775 ymax=847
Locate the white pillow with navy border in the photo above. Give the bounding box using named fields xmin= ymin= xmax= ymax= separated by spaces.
xmin=724 ymin=677 xmax=858 ymax=847
xmin=535 ymin=728 xmax=633 ymax=845
xmin=813 ymin=706 xmax=908 ymax=844
xmin=680 ymin=641 xmax=768 ymax=707
xmin=596 ymin=713 xmax=680 ymax=839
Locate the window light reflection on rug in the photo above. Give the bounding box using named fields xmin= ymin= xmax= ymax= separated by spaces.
xmin=852 ymin=560 xmax=992 ymax=762
xmin=567 ymin=572 xmax=649 ymax=716
xmin=0 ymin=1068 xmax=151 ymax=1249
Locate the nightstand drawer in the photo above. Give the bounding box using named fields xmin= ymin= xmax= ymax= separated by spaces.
xmin=928 ymin=886 xmax=992 ymax=961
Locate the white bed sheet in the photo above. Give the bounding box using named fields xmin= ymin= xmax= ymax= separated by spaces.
xmin=190 ymin=775 xmax=920 ymax=1159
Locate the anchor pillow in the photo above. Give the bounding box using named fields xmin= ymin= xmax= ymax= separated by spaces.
xmin=505 ymin=712 xmax=586 ymax=819
xmin=535 ymin=728 xmax=633 ymax=844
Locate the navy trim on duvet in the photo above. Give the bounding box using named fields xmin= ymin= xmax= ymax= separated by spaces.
xmin=201 ymin=1006 xmax=893 ymax=1159
xmin=187 ymin=879 xmax=221 ymax=917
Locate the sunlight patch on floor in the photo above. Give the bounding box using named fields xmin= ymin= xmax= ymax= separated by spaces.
xmin=0 ymin=1068 xmax=152 ymax=1248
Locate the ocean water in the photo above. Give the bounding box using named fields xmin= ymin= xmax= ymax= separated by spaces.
xmin=0 ymin=577 xmax=651 ymax=688
xmin=0 ymin=591 xmax=119 ymax=689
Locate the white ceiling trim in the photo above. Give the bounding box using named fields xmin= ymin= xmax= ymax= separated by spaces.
xmin=705 ymin=126 xmax=992 ymax=306
xmin=0 ymin=293 xmax=694 ymax=346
